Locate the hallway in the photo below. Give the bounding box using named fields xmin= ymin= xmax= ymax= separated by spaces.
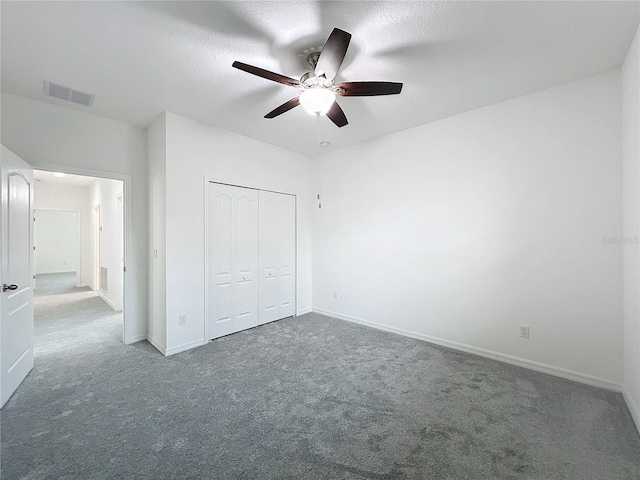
xmin=34 ymin=273 xmax=122 ymax=358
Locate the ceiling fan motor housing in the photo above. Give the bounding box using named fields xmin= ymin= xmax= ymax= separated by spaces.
xmin=300 ymin=71 xmax=319 ymax=87
xmin=300 ymin=71 xmax=334 ymax=89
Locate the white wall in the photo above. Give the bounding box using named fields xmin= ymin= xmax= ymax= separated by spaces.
xmin=158 ymin=112 xmax=314 ymax=355
xmin=0 ymin=93 xmax=148 ymax=343
xmin=33 ymin=181 xmax=92 ymax=285
xmin=622 ymin=24 xmax=640 ymax=432
xmin=313 ymin=71 xmax=623 ymax=389
xmin=34 ymin=210 xmax=78 ymax=275
xmin=91 ymin=178 xmax=124 ymax=310
xmin=147 ymin=113 xmax=167 ymax=351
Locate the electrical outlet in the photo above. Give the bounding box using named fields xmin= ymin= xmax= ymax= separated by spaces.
xmin=520 ymin=325 xmax=530 ymax=338
xmin=179 ymin=314 xmax=186 ymax=325
xmin=333 ymin=291 xmax=338 ymax=300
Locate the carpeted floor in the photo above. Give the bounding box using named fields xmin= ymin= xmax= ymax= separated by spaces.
xmin=35 ymin=271 xmax=82 ymax=296
xmin=32 ymin=275 xmax=122 ymax=359
xmin=1 ymin=285 xmax=639 ymax=479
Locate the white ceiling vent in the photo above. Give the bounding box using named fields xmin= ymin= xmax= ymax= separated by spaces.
xmin=43 ymin=81 xmax=95 ymax=107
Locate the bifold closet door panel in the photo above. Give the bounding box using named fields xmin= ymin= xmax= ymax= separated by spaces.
xmin=277 ymin=193 xmax=295 ymax=319
xmin=259 ymin=193 xmax=279 ymax=324
xmin=233 ymin=189 xmax=260 ymax=331
xmin=259 ymin=190 xmax=296 ymax=325
xmin=208 ymin=183 xmax=259 ymax=340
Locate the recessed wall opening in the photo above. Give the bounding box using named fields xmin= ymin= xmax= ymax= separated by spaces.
xmin=33 ymin=170 xmax=125 ymax=352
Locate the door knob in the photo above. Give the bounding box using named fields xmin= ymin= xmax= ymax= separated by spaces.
xmin=269 ymin=272 xmax=272 ymax=276
xmin=242 ymin=276 xmax=246 ymax=280
xmin=2 ymin=284 xmax=18 ymax=292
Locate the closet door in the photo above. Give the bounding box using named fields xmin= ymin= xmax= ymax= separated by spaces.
xmin=208 ymin=183 xmax=259 ymax=340
xmin=259 ymin=191 xmax=296 ymax=325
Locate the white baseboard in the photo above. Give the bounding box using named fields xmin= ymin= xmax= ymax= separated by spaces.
xmin=147 ymin=336 xmax=167 ymax=356
xmin=165 ymin=339 xmax=206 ymax=357
xmin=77 ymin=283 xmax=90 ymax=288
xmin=313 ymin=308 xmax=622 ymax=393
xmin=622 ymin=389 xmax=640 ymax=435
xmin=297 ymin=308 xmax=312 ymax=316
xmin=127 ymin=334 xmax=147 ymax=344
xmin=99 ymin=292 xmax=118 ymax=311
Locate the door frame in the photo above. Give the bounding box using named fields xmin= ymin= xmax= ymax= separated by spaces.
xmin=203 ymin=178 xmax=298 ymax=343
xmin=93 ymin=205 xmax=101 ymax=291
xmin=30 ymin=162 xmax=133 ymax=344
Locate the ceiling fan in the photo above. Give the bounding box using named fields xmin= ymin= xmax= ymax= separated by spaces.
xmin=232 ymin=28 xmax=403 ymax=128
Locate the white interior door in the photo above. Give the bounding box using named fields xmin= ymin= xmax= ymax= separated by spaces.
xmin=1 ymin=146 xmax=34 ymax=408
xmin=259 ymin=191 xmax=296 ymax=325
xmin=208 ymin=183 xmax=259 ymax=340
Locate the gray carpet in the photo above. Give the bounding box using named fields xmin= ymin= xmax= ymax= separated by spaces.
xmin=35 ymin=272 xmax=82 ymax=296
xmin=1 ymin=294 xmax=639 ymax=479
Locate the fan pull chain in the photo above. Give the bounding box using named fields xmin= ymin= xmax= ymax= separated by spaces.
xmin=316 ymin=115 xmax=322 ymax=209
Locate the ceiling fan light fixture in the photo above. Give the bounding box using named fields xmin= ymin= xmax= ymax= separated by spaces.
xmin=299 ymin=88 xmax=335 ymax=116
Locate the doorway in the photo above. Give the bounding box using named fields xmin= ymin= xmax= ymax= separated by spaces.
xmin=94 ymin=205 xmax=100 ymax=291
xmin=33 ymin=170 xmax=125 ymax=349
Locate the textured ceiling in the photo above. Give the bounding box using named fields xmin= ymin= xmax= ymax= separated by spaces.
xmin=2 ymin=1 xmax=638 ymax=156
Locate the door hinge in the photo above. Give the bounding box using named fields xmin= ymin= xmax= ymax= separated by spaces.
xmin=123 ymin=266 xmax=127 ymax=272
xmin=33 ymin=275 xmax=36 ymax=280
xmin=33 ymin=246 xmax=36 ymax=251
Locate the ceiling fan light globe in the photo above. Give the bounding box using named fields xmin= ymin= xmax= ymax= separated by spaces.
xmin=299 ymin=88 xmax=336 ymax=116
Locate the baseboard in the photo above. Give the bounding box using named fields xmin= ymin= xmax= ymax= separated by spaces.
xmin=77 ymin=283 xmax=90 ymax=288
xmin=147 ymin=336 xmax=167 ymax=356
xmin=623 ymin=389 xmax=640 ymax=435
xmin=313 ymin=308 xmax=622 ymax=392
xmin=297 ymin=308 xmax=312 ymax=315
xmin=99 ymin=292 xmax=118 ymax=311
xmin=127 ymin=334 xmax=147 ymax=344
xmin=165 ymin=339 xmax=206 ymax=357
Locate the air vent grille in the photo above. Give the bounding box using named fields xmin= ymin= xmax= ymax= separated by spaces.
xmin=100 ymin=266 xmax=108 ymax=293
xmin=44 ymin=81 xmax=95 ymax=107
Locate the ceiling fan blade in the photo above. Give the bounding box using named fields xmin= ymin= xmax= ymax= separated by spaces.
xmin=336 ymin=81 xmax=403 ymax=96
xmin=315 ymin=28 xmax=351 ymax=81
xmin=264 ymin=97 xmax=300 ymax=118
xmin=326 ymin=101 xmax=348 ymax=128
xmin=232 ymin=61 xmax=302 ymax=88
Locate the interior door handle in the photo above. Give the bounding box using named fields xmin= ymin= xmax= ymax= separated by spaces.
xmin=2 ymin=284 xmax=18 ymax=292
